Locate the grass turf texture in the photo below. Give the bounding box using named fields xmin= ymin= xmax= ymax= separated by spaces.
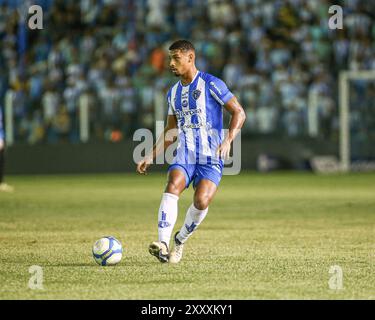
xmin=0 ymin=172 xmax=374 ymax=300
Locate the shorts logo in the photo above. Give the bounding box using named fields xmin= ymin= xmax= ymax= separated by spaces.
xmin=192 ymin=90 xmax=201 ymax=100
xmin=213 ymin=164 xmax=222 ymax=174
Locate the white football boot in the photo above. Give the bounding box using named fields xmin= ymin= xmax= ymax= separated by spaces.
xmin=149 ymin=241 xmax=169 ymax=263
xmin=169 ymin=232 xmax=184 ymax=264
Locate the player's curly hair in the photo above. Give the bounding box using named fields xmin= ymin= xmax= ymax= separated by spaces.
xmin=169 ymin=40 xmax=195 ymax=52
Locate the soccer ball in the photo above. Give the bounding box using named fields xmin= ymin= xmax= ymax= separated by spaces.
xmin=92 ymin=236 xmax=123 ymax=266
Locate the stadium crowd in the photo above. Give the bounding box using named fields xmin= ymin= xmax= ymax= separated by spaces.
xmin=0 ymin=0 xmax=374 ymax=144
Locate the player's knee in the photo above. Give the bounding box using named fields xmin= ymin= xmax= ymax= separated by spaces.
xmin=165 ymin=181 xmax=181 ymax=196
xmin=194 ymin=194 xmax=210 ymax=210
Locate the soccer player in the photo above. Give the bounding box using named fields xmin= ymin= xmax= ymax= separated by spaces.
xmin=0 ymin=106 xmax=14 ymax=192
xmin=136 ymin=40 xmax=246 ymax=263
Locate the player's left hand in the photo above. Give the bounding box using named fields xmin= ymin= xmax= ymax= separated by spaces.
xmin=216 ymin=139 xmax=231 ymax=160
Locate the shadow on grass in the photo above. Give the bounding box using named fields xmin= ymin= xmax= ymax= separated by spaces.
xmin=45 ymin=259 xmax=158 ymax=268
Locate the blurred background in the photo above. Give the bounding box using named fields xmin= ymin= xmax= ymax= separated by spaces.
xmin=0 ymin=0 xmax=374 ymax=174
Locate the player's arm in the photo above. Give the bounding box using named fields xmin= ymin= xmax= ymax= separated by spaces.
xmin=216 ymin=96 xmax=246 ymax=159
xmin=136 ymin=115 xmax=178 ymax=175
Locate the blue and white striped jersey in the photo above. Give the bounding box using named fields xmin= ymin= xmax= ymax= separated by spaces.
xmin=167 ymin=71 xmax=234 ymax=165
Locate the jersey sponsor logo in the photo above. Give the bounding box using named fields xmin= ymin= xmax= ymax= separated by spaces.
xmin=175 ymin=108 xmax=204 ymax=130
xmin=175 ymin=108 xmax=202 ymax=118
xmin=192 ymin=89 xmax=201 ymax=100
xmin=182 ymin=123 xmax=204 ymax=129
xmin=182 ymin=91 xmax=189 ymax=99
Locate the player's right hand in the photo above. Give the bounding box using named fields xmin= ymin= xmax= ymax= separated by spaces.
xmin=136 ymin=158 xmax=152 ymax=175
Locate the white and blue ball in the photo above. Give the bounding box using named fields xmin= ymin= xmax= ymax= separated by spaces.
xmin=92 ymin=236 xmax=123 ymax=266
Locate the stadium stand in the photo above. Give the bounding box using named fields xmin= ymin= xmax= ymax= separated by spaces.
xmin=0 ymin=0 xmax=374 ymax=144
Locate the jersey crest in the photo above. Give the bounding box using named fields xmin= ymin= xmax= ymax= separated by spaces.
xmin=192 ymin=89 xmax=201 ymax=100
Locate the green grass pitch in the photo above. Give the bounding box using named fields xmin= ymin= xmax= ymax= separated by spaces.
xmin=0 ymin=172 xmax=374 ymax=299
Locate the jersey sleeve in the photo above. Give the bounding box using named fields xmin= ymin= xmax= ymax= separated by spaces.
xmin=167 ymin=89 xmax=175 ymax=115
xmin=208 ymin=76 xmax=234 ymax=106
